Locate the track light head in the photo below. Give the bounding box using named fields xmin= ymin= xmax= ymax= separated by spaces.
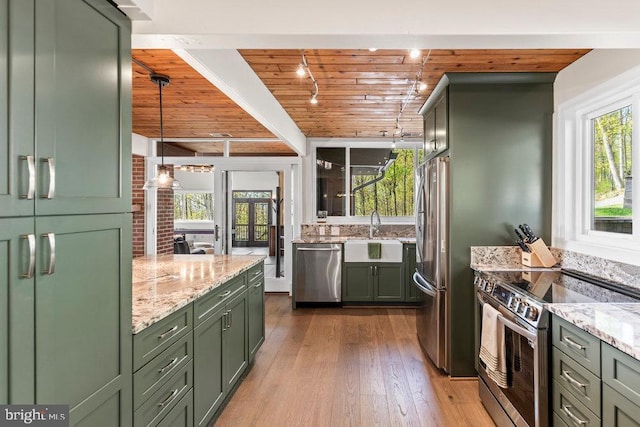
xmin=409 ymin=49 xmax=421 ymax=59
xmin=296 ymin=64 xmax=306 ymax=76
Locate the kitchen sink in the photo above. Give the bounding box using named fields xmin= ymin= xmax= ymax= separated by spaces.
xmin=343 ymin=239 xmax=403 ymax=263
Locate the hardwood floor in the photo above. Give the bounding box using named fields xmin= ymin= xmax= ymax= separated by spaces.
xmin=214 ymin=295 xmax=495 ymax=426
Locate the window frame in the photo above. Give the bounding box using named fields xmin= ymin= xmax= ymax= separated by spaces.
xmin=311 ymin=140 xmax=422 ymax=224
xmin=554 ymin=66 xmax=640 ymax=265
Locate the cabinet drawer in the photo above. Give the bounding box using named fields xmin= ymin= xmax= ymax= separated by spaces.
xmin=552 ymin=347 xmax=601 ymax=416
xmin=157 ymin=388 xmax=193 ymax=427
xmin=552 ymin=316 xmax=601 ymax=375
xmin=603 ymin=383 xmax=640 ymax=427
xmin=553 ymin=379 xmax=600 ymax=427
xmin=247 ymin=263 xmax=264 ymax=287
xmin=134 ymin=360 xmax=193 ymax=427
xmin=134 ymin=332 xmax=193 ymax=410
xmin=134 ymin=305 xmax=193 ymax=371
xmin=552 ymin=412 xmax=570 ymax=427
xmin=194 ymin=275 xmax=246 ymax=326
xmin=602 ymin=342 xmax=640 ymax=407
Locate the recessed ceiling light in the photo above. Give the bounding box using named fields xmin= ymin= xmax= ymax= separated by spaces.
xmin=418 ymin=81 xmax=428 ymax=91
xmin=409 ymin=49 xmax=420 ymax=59
xmin=296 ymin=64 xmax=306 ymax=76
xmin=369 ymin=48 xmax=378 ymax=52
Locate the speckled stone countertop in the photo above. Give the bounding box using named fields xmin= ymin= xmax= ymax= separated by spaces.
xmin=292 ymin=236 xmax=416 ymax=244
xmin=547 ymin=303 xmax=640 ymax=360
xmin=132 ymin=254 xmax=265 ymax=334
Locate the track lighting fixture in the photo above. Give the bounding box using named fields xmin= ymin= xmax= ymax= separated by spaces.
xmin=393 ymin=50 xmax=432 ymax=139
xmin=296 ymin=51 xmax=319 ymax=105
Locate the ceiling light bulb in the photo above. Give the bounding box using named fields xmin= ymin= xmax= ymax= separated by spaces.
xmin=369 ymin=48 xmax=378 ymax=52
xmin=296 ymin=64 xmax=306 ymax=76
xmin=310 ymin=95 xmax=318 ymax=104
xmin=418 ymin=81 xmax=428 ymax=91
xmin=391 ymin=140 xmax=396 ymax=149
xmin=409 ymin=49 xmax=420 ymax=59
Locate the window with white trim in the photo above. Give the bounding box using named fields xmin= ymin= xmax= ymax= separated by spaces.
xmin=555 ymin=67 xmax=640 ymax=264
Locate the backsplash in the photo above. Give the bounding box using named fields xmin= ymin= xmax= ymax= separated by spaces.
xmin=471 ymin=246 xmax=640 ymax=290
xmin=300 ymin=223 xmax=414 ymax=238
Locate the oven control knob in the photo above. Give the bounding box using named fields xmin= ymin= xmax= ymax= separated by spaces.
xmin=485 ymin=282 xmax=494 ymax=292
xmin=519 ymin=302 xmax=530 ymax=315
xmin=474 ymin=276 xmax=479 ymax=286
xmin=510 ymin=297 xmax=520 ymax=310
xmin=527 ymin=307 xmax=539 ymax=321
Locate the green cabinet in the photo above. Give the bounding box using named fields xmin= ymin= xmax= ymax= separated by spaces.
xmin=193 ymin=277 xmax=249 ymax=427
xmin=0 ymin=215 xmax=132 ymax=425
xmin=343 ymin=263 xmax=403 ymax=302
xmin=1 ymin=0 xmax=131 ymax=218
xmin=247 ymin=264 xmax=265 ymax=362
xmin=404 ymin=244 xmax=418 ymax=302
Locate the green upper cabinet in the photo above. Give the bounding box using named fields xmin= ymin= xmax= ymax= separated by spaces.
xmin=33 ymin=0 xmax=131 ymax=216
xmin=33 ymin=214 xmax=132 ymax=425
xmin=0 ymin=0 xmax=35 ymax=218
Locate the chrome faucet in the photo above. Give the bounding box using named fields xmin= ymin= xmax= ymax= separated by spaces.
xmin=370 ymin=210 xmax=381 ymax=238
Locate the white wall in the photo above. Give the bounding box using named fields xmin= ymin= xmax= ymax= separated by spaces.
xmin=554 ymin=49 xmax=640 ymax=107
xmin=231 ymin=171 xmax=279 ymax=192
xmin=174 ymin=170 xmax=215 ymax=192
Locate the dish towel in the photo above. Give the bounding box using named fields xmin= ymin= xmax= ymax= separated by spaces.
xmin=368 ymin=242 xmax=382 ymax=259
xmin=479 ymin=303 xmax=509 ymax=388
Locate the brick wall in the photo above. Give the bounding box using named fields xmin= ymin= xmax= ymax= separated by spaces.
xmin=156 ymin=165 xmax=175 ymax=255
xmin=132 ymin=155 xmax=146 ymax=257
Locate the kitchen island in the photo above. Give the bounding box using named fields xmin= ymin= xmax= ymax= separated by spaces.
xmin=131 ymin=254 xmax=265 ymax=427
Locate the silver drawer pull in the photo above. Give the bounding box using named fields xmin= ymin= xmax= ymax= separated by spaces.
xmin=220 ymin=290 xmax=231 ymax=298
xmin=20 ymin=155 xmax=36 ymax=199
xmin=158 ymin=357 xmax=179 ymax=374
xmin=41 ymin=157 xmax=55 ymax=199
xmin=157 ymin=389 xmax=179 ymax=407
xmin=562 ymin=369 xmax=587 ymax=389
xmin=563 ymin=336 xmax=585 ymax=351
xmin=562 ymin=404 xmax=587 ymax=425
xmin=42 ymin=232 xmax=55 ymax=275
xmin=158 ymin=325 xmax=178 ymax=340
xmin=253 ymin=271 xmax=262 ymax=276
xmin=254 ymin=282 xmax=262 ymax=288
xmin=22 ymin=234 xmax=36 ymax=278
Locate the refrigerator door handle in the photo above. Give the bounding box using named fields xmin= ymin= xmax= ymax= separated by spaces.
xmin=413 ymin=272 xmax=437 ymax=297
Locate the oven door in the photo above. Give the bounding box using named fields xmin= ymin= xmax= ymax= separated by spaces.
xmin=476 ymin=292 xmax=549 ymax=427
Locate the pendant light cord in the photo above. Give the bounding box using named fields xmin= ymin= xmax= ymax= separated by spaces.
xmin=158 ymin=79 xmax=164 ymax=165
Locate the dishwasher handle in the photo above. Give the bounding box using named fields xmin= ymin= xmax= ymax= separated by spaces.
xmin=297 ymin=247 xmax=341 ymax=252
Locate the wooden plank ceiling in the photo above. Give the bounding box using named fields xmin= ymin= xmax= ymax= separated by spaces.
xmin=132 ymin=48 xmax=590 ymax=154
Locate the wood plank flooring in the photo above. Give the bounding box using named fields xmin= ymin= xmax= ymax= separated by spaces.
xmin=214 ymin=295 xmax=495 ymax=426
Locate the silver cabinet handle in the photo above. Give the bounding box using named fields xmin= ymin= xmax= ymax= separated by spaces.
xmin=220 ymin=290 xmax=231 ymax=298
xmin=563 ymin=336 xmax=585 ymax=351
xmin=296 ymin=247 xmax=341 ymax=252
xmin=22 ymin=234 xmax=36 ymax=278
xmin=228 ymin=309 xmax=232 ymax=328
xmin=41 ymin=157 xmax=55 ymax=199
xmin=562 ymin=405 xmax=587 ymax=425
xmin=254 ymin=282 xmax=262 ymax=288
xmin=157 ymin=389 xmax=179 ymax=407
xmin=158 ymin=325 xmax=178 ymax=340
xmin=158 ymin=357 xmax=179 ymax=374
xmin=20 ymin=155 xmax=36 ymax=199
xmin=562 ymin=369 xmax=587 ymax=390
xmin=222 ymin=312 xmax=228 ymax=331
xmin=42 ymin=232 xmax=55 ymax=275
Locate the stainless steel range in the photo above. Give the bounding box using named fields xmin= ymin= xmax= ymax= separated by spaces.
xmin=474 ymin=269 xmax=640 ymax=427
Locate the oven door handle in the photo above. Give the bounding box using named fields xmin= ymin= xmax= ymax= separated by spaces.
xmin=498 ymin=314 xmax=537 ymax=343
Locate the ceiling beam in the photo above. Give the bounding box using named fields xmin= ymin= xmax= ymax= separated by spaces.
xmin=173 ymin=49 xmax=307 ymax=156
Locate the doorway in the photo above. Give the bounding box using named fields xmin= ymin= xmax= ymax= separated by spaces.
xmin=232 ymin=191 xmax=271 ymax=247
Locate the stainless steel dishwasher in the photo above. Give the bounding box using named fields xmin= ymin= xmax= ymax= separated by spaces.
xmin=295 ymin=243 xmax=342 ymax=303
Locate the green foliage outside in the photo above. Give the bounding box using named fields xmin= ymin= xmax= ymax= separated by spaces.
xmin=594 ymin=207 xmax=632 ymax=217
xmin=174 ymin=193 xmax=214 ymax=220
xmin=351 ymin=149 xmax=415 ymax=216
xmin=592 ymin=105 xmax=632 ymax=218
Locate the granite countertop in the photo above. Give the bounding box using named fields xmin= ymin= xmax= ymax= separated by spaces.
xmin=292 ymin=236 xmax=416 ymax=244
xmin=132 ymin=254 xmax=265 ymax=334
xmin=547 ymin=303 xmax=640 ymax=360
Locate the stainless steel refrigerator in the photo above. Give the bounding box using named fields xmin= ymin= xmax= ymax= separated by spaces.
xmin=413 ymin=155 xmax=449 ymax=372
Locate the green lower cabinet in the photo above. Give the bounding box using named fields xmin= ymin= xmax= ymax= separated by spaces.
xmin=193 ymin=308 xmax=225 ymax=427
xmin=158 ymin=389 xmax=193 ymax=427
xmin=343 ymin=263 xmax=403 ymax=302
xmin=248 ymin=272 xmax=265 ymax=363
xmin=193 ymin=287 xmax=248 ymax=427
xmin=404 ymin=244 xmax=419 ymax=302
xmin=603 ymin=384 xmax=640 ymax=426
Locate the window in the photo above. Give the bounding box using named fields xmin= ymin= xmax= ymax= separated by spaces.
xmin=174 ymin=193 xmax=214 ymax=220
xmin=554 ymin=65 xmax=640 ymax=265
xmin=316 ymin=146 xmax=417 ymax=218
xmin=590 ymin=104 xmax=632 ymax=234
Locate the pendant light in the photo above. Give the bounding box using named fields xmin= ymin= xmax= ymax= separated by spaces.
xmin=143 ymin=73 xmax=182 ymax=190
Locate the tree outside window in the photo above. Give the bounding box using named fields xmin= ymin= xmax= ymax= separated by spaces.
xmin=174 ymin=193 xmax=214 ymax=220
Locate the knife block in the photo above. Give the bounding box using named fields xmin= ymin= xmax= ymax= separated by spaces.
xmin=521 ymin=238 xmax=557 ymax=268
